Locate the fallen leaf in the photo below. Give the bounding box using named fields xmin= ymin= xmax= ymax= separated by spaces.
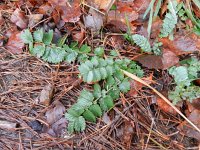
xmin=39 ymin=84 xmax=54 ymax=106
xmin=178 ymin=109 xmax=200 ymax=141
xmin=0 ymin=120 xmax=17 ymax=130
xmin=72 ymin=29 xmax=85 ymax=43
xmin=159 ymin=32 xmax=200 ymax=55
xmin=84 ymin=8 xmax=104 ymax=32
xmin=45 ymin=101 xmax=67 ymax=137
xmin=122 ymin=120 xmax=134 ymax=150
xmin=6 ymin=31 xmax=24 ymax=54
xmin=132 ymin=0 xmax=151 ymax=19
xmin=193 ymin=3 xmax=200 ymax=18
xmin=28 ymin=120 xmax=43 ymax=132
xmin=28 ymin=14 xmax=43 ymax=27
xmin=191 ymin=98 xmax=200 ymax=110
xmin=60 ymin=0 xmax=82 ymax=23
xmin=10 ymin=8 xmax=28 ymax=29
xmin=107 ymin=10 xmax=138 ymax=32
xmin=156 ymin=96 xmax=178 ymax=115
xmin=128 ymin=73 xmax=154 ymax=97
xmin=87 ymin=0 xmax=114 ymax=11
xmin=38 ymin=3 xmax=54 ymax=16
xmin=136 ymin=50 xmax=179 ymax=70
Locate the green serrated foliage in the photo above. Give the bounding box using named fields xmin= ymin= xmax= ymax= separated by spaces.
xmin=21 ymin=29 xmax=33 ymax=44
xmin=103 ymin=95 xmax=114 ymax=110
xmin=93 ymin=84 xmax=101 ymax=98
xmin=32 ymin=44 xmax=45 ymax=57
xmin=33 ymin=28 xmax=43 ymax=42
xmin=83 ymin=109 xmax=96 ymax=122
xmin=119 ymin=78 xmax=130 ymax=93
xmin=80 ymin=44 xmax=91 ymax=53
xmin=89 ymin=104 xmax=102 ymax=117
xmin=94 ymin=47 xmax=104 ymax=57
xmin=43 ymin=30 xmax=53 ymax=45
xmin=132 ymin=34 xmax=152 ymax=52
xmin=160 ymin=0 xmax=178 ymax=38
xmin=42 ymin=46 xmax=66 ymax=64
xmin=57 ymin=34 xmax=68 ymax=47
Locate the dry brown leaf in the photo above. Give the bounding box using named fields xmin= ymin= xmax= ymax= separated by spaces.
xmin=159 ymin=32 xmax=200 ymax=55
xmin=39 ymin=84 xmax=54 ymax=106
xmin=87 ymin=0 xmax=114 ymax=11
xmin=157 ymin=96 xmax=178 ymax=115
xmin=178 ymin=109 xmax=200 ymax=141
xmin=122 ymin=120 xmax=134 ymax=150
xmin=84 ymin=8 xmax=104 ymax=32
xmin=60 ymin=0 xmax=81 ymax=23
xmin=28 ymin=14 xmax=43 ymax=27
xmin=72 ymin=29 xmax=85 ymax=43
xmin=6 ymin=31 xmax=24 ymax=54
xmin=136 ymin=50 xmax=179 ymax=70
xmin=45 ymin=101 xmax=67 ymax=137
xmin=38 ymin=3 xmax=54 ymax=16
xmin=10 ymin=8 xmax=28 ymax=29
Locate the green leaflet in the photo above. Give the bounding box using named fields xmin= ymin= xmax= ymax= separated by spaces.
xmin=33 ymin=28 xmax=43 ymax=42
xmin=132 ymin=34 xmax=152 ymax=52
xmin=89 ymin=104 xmax=102 ymax=117
xmin=119 ymin=78 xmax=131 ymax=93
xmin=43 ymin=30 xmax=53 ymax=45
xmin=32 ymin=44 xmax=45 ymax=58
xmin=160 ymin=0 xmax=178 ymax=38
xmin=83 ymin=109 xmax=96 ymax=123
xmin=21 ymin=29 xmax=33 ymax=44
xmin=94 ymin=47 xmax=104 ymax=57
xmin=168 ymin=58 xmax=200 ymax=104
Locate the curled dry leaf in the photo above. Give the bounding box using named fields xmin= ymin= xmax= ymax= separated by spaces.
xmin=107 ymin=10 xmax=138 ymax=32
xmin=72 ymin=29 xmax=85 ymax=43
xmin=122 ymin=120 xmax=134 ymax=150
xmin=191 ymin=98 xmax=200 ymax=110
xmin=45 ymin=101 xmax=67 ymax=137
xmin=87 ymin=0 xmax=114 ymax=11
xmin=156 ymin=96 xmax=178 ymax=115
xmin=28 ymin=14 xmax=43 ymax=27
xmin=39 ymin=84 xmax=54 ymax=106
xmin=60 ymin=0 xmax=82 ymax=23
xmin=10 ymin=8 xmax=28 ymax=29
xmin=38 ymin=3 xmax=54 ymax=16
xmin=84 ymin=9 xmax=104 ymax=32
xmin=178 ymin=109 xmax=200 ymax=141
xmin=159 ymin=32 xmax=200 ymax=55
xmin=136 ymin=49 xmax=179 ymax=70
xmin=0 ymin=120 xmax=17 ymax=130
xmin=6 ymin=31 xmax=24 ymax=54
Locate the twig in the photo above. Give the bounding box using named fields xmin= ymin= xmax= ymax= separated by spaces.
xmin=122 ymin=70 xmax=200 ymax=134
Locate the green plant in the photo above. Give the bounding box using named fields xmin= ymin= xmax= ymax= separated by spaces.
xmin=66 ymin=57 xmax=144 ymax=133
xmin=168 ymin=58 xmax=200 ymax=104
xmin=160 ymin=0 xmax=178 ymax=38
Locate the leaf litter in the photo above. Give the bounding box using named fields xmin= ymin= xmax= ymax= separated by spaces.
xmin=0 ymin=0 xmax=200 ymax=149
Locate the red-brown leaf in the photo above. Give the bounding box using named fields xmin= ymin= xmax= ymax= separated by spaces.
xmin=6 ymin=31 xmax=24 ymax=54
xmin=10 ymin=8 xmax=28 ymax=29
xmin=136 ymin=50 xmax=179 ymax=70
xmin=178 ymin=109 xmax=200 ymax=141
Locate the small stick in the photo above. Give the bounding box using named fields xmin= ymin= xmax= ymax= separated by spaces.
xmin=122 ymin=70 xmax=200 ymax=134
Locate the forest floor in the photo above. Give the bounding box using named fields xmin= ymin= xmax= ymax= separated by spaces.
xmin=0 ymin=0 xmax=200 ymax=149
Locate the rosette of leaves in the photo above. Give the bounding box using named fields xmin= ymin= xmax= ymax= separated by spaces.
xmin=168 ymin=58 xmax=200 ymax=104
xmin=21 ymin=28 xmax=78 ymax=64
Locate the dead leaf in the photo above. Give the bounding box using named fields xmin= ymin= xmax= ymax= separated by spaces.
xmin=87 ymin=0 xmax=114 ymax=11
xmin=28 ymin=14 xmax=43 ymax=27
xmin=72 ymin=29 xmax=85 ymax=43
xmin=107 ymin=10 xmax=138 ymax=32
xmin=191 ymin=98 xmax=200 ymax=110
xmin=122 ymin=120 xmax=134 ymax=150
xmin=156 ymin=96 xmax=178 ymax=115
xmin=60 ymin=0 xmax=82 ymax=23
xmin=132 ymin=0 xmax=151 ymax=19
xmin=45 ymin=101 xmax=67 ymax=137
xmin=136 ymin=50 xmax=179 ymax=70
xmin=39 ymin=84 xmax=54 ymax=106
xmin=10 ymin=8 xmax=28 ymax=29
xmin=128 ymin=73 xmax=154 ymax=97
xmin=178 ymin=109 xmax=200 ymax=141
xmin=0 ymin=120 xmax=17 ymax=130
xmin=6 ymin=31 xmax=24 ymax=54
xmin=84 ymin=9 xmax=104 ymax=32
xmin=38 ymin=3 xmax=54 ymax=16
xmin=159 ymin=32 xmax=200 ymax=55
